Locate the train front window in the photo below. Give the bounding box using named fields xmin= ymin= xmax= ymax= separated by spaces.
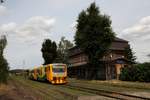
xmin=52 ymin=65 xmax=65 ymax=73
xmin=53 ymin=68 xmax=65 ymax=72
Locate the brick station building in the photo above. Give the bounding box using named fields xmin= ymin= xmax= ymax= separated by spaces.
xmin=68 ymin=37 xmax=130 ymax=80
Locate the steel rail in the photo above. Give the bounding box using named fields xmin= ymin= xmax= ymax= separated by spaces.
xmin=64 ymin=84 xmax=150 ymax=100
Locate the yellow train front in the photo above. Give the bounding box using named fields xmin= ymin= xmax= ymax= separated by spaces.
xmin=48 ymin=63 xmax=67 ymax=84
xmin=29 ymin=63 xmax=67 ymax=84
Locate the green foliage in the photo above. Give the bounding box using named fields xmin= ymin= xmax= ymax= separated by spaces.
xmin=57 ymin=36 xmax=73 ymax=64
xmin=124 ymin=45 xmax=136 ymax=64
xmin=0 ymin=0 xmax=4 ymax=3
xmin=0 ymin=35 xmax=7 ymax=55
xmin=0 ymin=35 xmax=9 ymax=84
xmin=41 ymin=39 xmax=57 ymax=65
xmin=0 ymin=56 xmax=9 ymax=84
xmin=120 ymin=63 xmax=150 ymax=82
xmin=75 ymin=2 xmax=115 ymax=67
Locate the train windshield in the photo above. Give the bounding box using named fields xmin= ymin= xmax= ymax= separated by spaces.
xmin=52 ymin=65 xmax=65 ymax=73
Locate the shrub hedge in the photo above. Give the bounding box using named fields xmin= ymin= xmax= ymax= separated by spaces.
xmin=119 ymin=62 xmax=150 ymax=82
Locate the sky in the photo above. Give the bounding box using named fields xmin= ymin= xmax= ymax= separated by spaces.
xmin=0 ymin=0 xmax=150 ymax=69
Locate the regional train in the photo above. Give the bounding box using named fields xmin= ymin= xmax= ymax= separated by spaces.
xmin=29 ymin=63 xmax=67 ymax=84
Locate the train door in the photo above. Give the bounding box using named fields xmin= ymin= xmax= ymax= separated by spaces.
xmin=45 ymin=66 xmax=49 ymax=80
xmin=46 ymin=65 xmax=51 ymax=81
xmin=49 ymin=64 xmax=53 ymax=81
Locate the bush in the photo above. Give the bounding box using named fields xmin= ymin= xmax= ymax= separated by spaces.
xmin=0 ymin=35 xmax=9 ymax=84
xmin=0 ymin=56 xmax=9 ymax=84
xmin=120 ymin=63 xmax=150 ymax=82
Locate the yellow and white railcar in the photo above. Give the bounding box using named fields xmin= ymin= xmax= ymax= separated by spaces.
xmin=29 ymin=63 xmax=67 ymax=84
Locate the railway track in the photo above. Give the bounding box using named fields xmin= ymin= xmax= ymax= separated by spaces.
xmin=13 ymin=77 xmax=77 ymax=100
xmin=63 ymin=84 xmax=150 ymax=100
xmin=12 ymin=76 xmax=150 ymax=100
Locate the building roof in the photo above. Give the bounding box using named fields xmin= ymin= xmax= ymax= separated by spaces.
xmin=69 ymin=37 xmax=128 ymax=51
xmin=110 ymin=41 xmax=129 ymax=51
xmin=69 ymin=37 xmax=128 ymax=50
xmin=114 ymin=37 xmax=128 ymax=43
xmin=69 ymin=37 xmax=129 ymax=57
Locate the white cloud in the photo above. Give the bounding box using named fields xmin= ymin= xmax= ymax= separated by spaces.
xmin=122 ymin=16 xmax=150 ymax=41
xmin=0 ymin=5 xmax=9 ymax=16
xmin=47 ymin=0 xmax=82 ymax=8
xmin=70 ymin=21 xmax=77 ymax=28
xmin=0 ymin=16 xmax=56 ymax=43
xmin=69 ymin=21 xmax=77 ymax=32
xmin=0 ymin=22 xmax=17 ymax=33
xmin=1 ymin=16 xmax=56 ymax=69
xmin=139 ymin=16 xmax=150 ymax=25
xmin=121 ymin=16 xmax=150 ymax=62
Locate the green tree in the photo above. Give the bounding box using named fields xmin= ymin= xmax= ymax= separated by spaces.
xmin=57 ymin=36 xmax=73 ymax=64
xmin=0 ymin=0 xmax=4 ymax=3
xmin=75 ymin=2 xmax=115 ymax=79
xmin=120 ymin=62 xmax=150 ymax=82
xmin=124 ymin=45 xmax=136 ymax=64
xmin=41 ymin=39 xmax=57 ymax=65
xmin=0 ymin=35 xmax=9 ymax=84
xmin=0 ymin=35 xmax=7 ymax=55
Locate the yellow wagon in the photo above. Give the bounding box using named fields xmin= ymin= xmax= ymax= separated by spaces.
xmin=29 ymin=63 xmax=67 ymax=84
